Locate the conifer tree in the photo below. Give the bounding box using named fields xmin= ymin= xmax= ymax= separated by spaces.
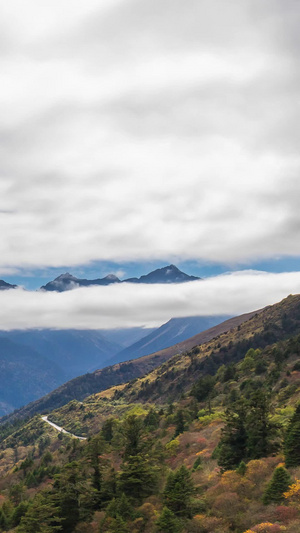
xmin=246 ymin=391 xmax=276 ymax=459
xmin=163 ymin=465 xmax=194 ymax=517
xmin=118 ymin=454 xmax=158 ymax=501
xmin=262 ymin=466 xmax=291 ymax=505
xmin=108 ymin=515 xmax=130 ymax=533
xmin=101 ymin=417 xmax=115 ymax=443
xmin=284 ymin=403 xmax=300 ymax=467
xmin=217 ymin=400 xmax=247 ymax=470
xmin=174 ymin=409 xmax=185 ymax=437
xmin=17 ymin=491 xmax=62 ymax=533
xmin=144 ymin=408 xmax=160 ymax=431
xmin=106 ymin=493 xmax=134 ymax=520
xmin=155 ymin=506 xmax=182 ymax=532
xmin=123 ymin=415 xmax=144 ymax=458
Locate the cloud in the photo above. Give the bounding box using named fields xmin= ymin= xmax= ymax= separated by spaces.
xmin=0 ymin=270 xmax=300 ymax=330
xmin=0 ymin=1 xmax=299 ymax=271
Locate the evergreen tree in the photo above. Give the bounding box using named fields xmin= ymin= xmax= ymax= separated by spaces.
xmin=174 ymin=409 xmax=185 ymax=437
xmin=86 ymin=434 xmax=106 ymax=495
xmin=106 ymin=493 xmax=134 ymax=520
xmin=191 ymin=375 xmax=215 ymax=402
xmin=101 ymin=417 xmax=115 ymax=443
xmin=17 ymin=491 xmax=62 ymax=533
xmin=118 ymin=493 xmax=134 ymax=520
xmin=52 ymin=461 xmax=89 ymax=533
xmin=108 ymin=515 xmax=130 ymax=533
xmin=144 ymin=408 xmax=160 ymax=431
xmin=0 ymin=507 xmax=9 ymax=531
xmin=11 ymin=501 xmax=29 ymax=528
xmin=262 ymin=466 xmax=291 ymax=505
xmin=236 ymin=461 xmax=247 ymax=476
xmin=246 ymin=391 xmax=276 ymax=459
xmin=123 ymin=415 xmax=144 ymax=459
xmin=163 ymin=465 xmax=194 ymax=517
xmin=218 ymin=400 xmax=247 ymax=470
xmin=284 ymin=403 xmax=300 ymax=467
xmin=119 ymin=454 xmax=158 ymax=501
xmin=155 ymin=506 xmax=182 ymax=532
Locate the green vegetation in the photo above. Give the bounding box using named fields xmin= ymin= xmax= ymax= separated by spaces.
xmin=1 ymin=295 xmax=300 ymax=531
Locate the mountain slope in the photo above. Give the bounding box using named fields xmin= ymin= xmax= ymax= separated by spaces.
xmin=0 ymin=337 xmax=66 ymax=416
xmin=0 ymin=330 xmax=122 ymax=381
xmin=0 ymin=309 xmax=261 ymax=422
xmin=40 ymin=272 xmax=121 ymax=291
xmin=124 ymin=264 xmax=200 ymax=283
xmin=114 ymin=294 xmax=300 ymax=404
xmin=0 ymin=280 xmax=17 ymax=290
xmin=107 ymin=315 xmax=232 ymax=365
xmin=1 ymin=299 xmax=300 ymax=533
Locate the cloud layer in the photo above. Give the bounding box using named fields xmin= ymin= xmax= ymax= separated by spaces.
xmin=0 ymin=271 xmax=300 ymax=330
xmin=0 ymin=1 xmax=299 ymax=270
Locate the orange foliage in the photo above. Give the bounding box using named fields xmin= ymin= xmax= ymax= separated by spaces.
xmin=246 ymin=459 xmax=277 ymax=485
xmin=243 ymin=523 xmax=286 ymax=533
xmin=191 ymin=514 xmax=226 ymax=532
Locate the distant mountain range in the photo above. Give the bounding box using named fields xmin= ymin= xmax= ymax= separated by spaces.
xmin=0 ymin=312 xmax=225 ymax=416
xmin=40 ymin=264 xmax=201 ymax=292
xmin=105 ymin=315 xmax=232 ymax=366
xmin=1 ymin=308 xmax=263 ymax=422
xmin=0 ymin=280 xmax=17 ymax=290
xmin=0 ymin=265 xmax=200 ymax=292
xmin=40 ymin=273 xmax=121 ymax=292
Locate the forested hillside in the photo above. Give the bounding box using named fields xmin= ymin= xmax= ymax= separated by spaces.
xmin=0 ymin=295 xmax=300 ymax=532
xmin=1 ymin=309 xmax=260 ymax=423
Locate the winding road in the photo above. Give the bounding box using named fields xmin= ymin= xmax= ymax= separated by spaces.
xmin=41 ymin=415 xmax=87 ymax=440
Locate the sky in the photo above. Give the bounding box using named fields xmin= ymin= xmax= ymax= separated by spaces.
xmin=0 ymin=0 xmax=300 ymax=329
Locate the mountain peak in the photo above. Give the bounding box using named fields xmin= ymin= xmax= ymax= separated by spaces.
xmin=40 ymin=265 xmax=200 ymax=291
xmin=124 ymin=264 xmax=201 ymax=284
xmin=56 ymin=273 xmax=77 ymax=281
xmin=0 ymin=279 xmax=17 ymax=290
xmin=104 ymin=274 xmax=120 ymax=281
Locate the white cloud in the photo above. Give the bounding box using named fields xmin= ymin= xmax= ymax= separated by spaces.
xmin=0 ymin=1 xmax=299 ymax=270
xmin=0 ymin=271 xmax=299 ymax=330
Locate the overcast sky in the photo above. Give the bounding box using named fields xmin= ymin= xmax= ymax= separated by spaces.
xmin=0 ymin=1 xmax=299 ymax=328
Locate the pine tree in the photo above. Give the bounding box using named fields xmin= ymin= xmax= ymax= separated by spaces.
xmin=262 ymin=466 xmax=291 ymax=505
xmin=86 ymin=434 xmax=106 ymax=495
xmin=236 ymin=461 xmax=247 ymax=476
xmin=174 ymin=409 xmax=185 ymax=437
xmin=246 ymin=391 xmax=276 ymax=459
xmin=155 ymin=506 xmax=182 ymax=532
xmin=123 ymin=415 xmax=144 ymax=458
xmin=108 ymin=515 xmax=130 ymax=533
xmin=17 ymin=491 xmax=62 ymax=533
xmin=118 ymin=454 xmax=158 ymax=501
xmin=101 ymin=417 xmax=115 ymax=443
xmin=144 ymin=408 xmax=160 ymax=431
xmin=106 ymin=494 xmax=133 ymax=520
xmin=163 ymin=465 xmax=195 ymax=517
xmin=217 ymin=401 xmax=247 ymax=470
xmin=284 ymin=403 xmax=300 ymax=467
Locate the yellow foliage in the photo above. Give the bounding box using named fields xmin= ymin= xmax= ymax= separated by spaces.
xmin=284 ymin=479 xmax=300 ymax=508
xmin=219 ymin=469 xmax=254 ymax=497
xmin=165 ymin=438 xmax=179 ymax=456
xmin=243 ymin=524 xmax=286 ymax=533
xmin=196 ymin=448 xmax=209 ymax=456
